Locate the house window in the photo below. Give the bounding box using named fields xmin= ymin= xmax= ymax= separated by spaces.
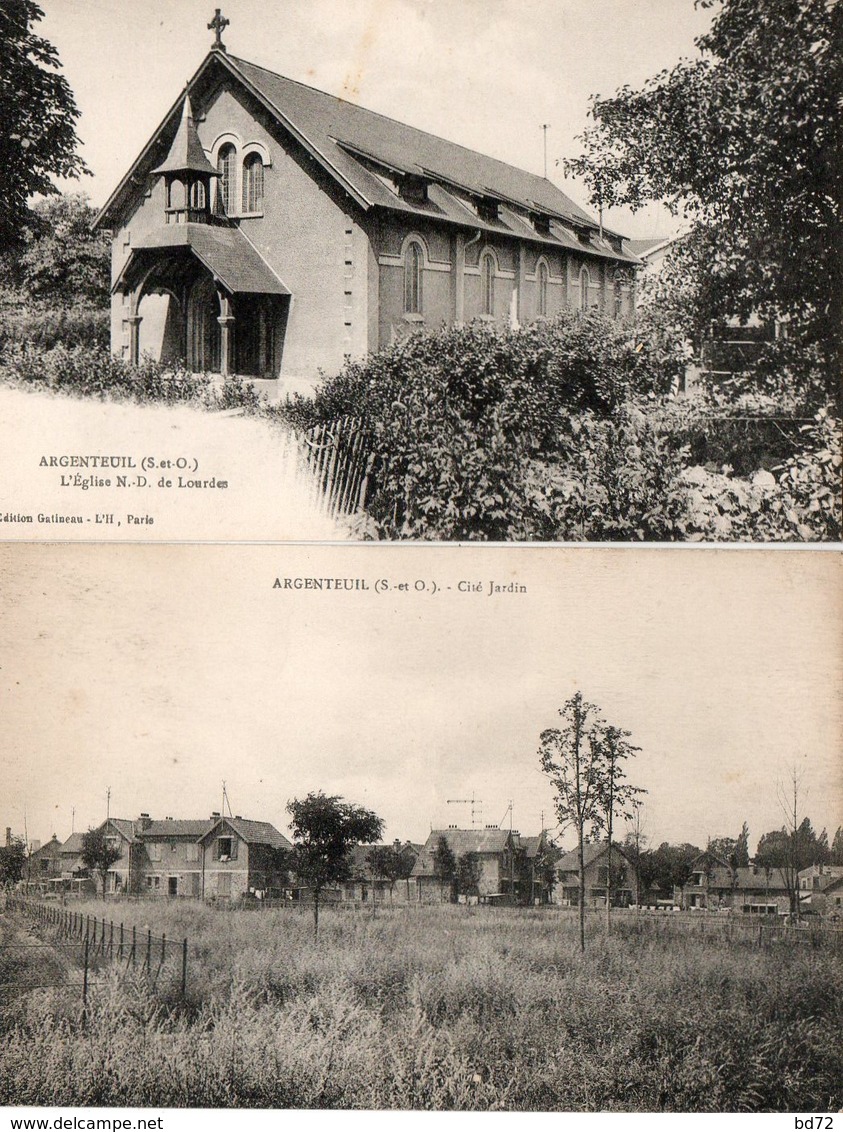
xmin=579 ymin=267 xmax=591 ymax=312
xmin=217 ymin=144 xmax=236 ymax=215
xmin=242 ymin=153 xmax=264 ymax=213
xmin=216 ymin=836 xmax=237 ymax=861
xmin=146 ymin=875 xmax=160 ymax=889
xmin=186 ymin=842 xmax=199 ymax=863
xmin=403 ymin=239 xmax=423 ymax=315
xmin=149 ymin=843 xmax=161 ymax=862
xmin=537 ymin=260 xmax=549 ymax=317
xmin=481 ymin=252 xmax=495 ymax=316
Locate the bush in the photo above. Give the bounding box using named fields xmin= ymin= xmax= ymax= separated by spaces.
xmin=0 ymin=305 xmax=110 ymax=350
xmin=0 ymin=342 xmax=266 ymax=414
xmin=279 ymin=315 xmax=670 ymax=539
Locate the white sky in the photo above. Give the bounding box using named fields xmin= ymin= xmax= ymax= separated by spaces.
xmin=2 ymin=545 xmax=840 ymax=854
xmin=38 ymin=0 xmax=715 ymax=238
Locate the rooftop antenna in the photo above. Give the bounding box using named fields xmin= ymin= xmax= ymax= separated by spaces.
xmin=222 ymin=781 xmax=232 ymax=818
xmin=541 ymin=124 xmax=551 ymax=179
xmin=446 ymin=794 xmax=483 ymax=829
xmin=498 ymin=801 xmax=514 ymax=831
xmin=106 ymin=786 xmax=111 ymax=824
xmin=71 ymin=806 xmax=75 ymax=833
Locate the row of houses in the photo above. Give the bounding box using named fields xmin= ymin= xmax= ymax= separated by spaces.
xmin=18 ymin=822 xmax=843 ymax=915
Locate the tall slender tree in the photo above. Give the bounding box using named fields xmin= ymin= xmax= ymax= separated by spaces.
xmin=591 ymin=723 xmax=645 ymax=935
xmin=539 ymin=692 xmax=606 ymax=952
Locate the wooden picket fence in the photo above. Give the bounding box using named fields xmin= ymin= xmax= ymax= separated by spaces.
xmin=297 ymin=415 xmax=376 ymax=519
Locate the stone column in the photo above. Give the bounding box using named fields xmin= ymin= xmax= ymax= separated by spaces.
xmin=217 ymin=291 xmax=234 ymax=376
xmin=127 ymin=315 xmax=142 ymax=365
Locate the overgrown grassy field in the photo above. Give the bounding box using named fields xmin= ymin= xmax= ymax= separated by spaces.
xmin=1 ymin=901 xmax=840 ymax=1111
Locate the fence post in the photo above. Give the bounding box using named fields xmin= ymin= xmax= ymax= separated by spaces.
xmin=131 ymin=924 xmax=136 ymax=968
xmin=181 ymin=938 xmax=188 ymax=998
xmin=82 ymin=934 xmax=89 ymax=1008
xmin=145 ymin=929 xmax=151 ymax=972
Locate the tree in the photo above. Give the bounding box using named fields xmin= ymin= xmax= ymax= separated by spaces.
xmin=432 ymin=835 xmax=456 ymax=903
xmin=365 ymin=842 xmax=413 ymax=906
xmin=567 ymin=0 xmax=843 ymax=395
xmin=0 ymin=2 xmax=89 ymax=251
xmin=456 ymin=852 xmax=481 ymax=899
xmin=80 ymin=826 xmax=121 ymax=901
xmin=734 ymin=822 xmax=750 ymax=868
xmin=831 ymin=826 xmax=843 ymax=866
xmin=287 ymin=792 xmax=382 ymax=939
xmin=15 ymin=194 xmax=110 ymax=308
xmin=0 ymin=836 xmax=27 ymax=887
xmin=539 ymin=692 xmax=607 ymax=952
xmin=623 ymin=799 xmax=647 ymax=908
xmin=591 ymin=722 xmax=645 ymax=934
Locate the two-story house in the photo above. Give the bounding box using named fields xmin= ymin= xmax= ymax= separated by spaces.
xmin=554 ymin=842 xmax=637 ymax=908
xmin=93 ymin=19 xmax=639 ymax=394
xmin=412 ymin=827 xmax=522 ymax=903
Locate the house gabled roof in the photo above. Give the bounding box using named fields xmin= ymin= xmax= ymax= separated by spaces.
xmin=412 ymin=828 xmax=516 ymax=878
xmin=556 ymin=841 xmax=632 ymax=874
xmin=105 ymin=818 xmax=139 ymax=842
xmin=139 ymin=820 xmax=213 ymax=839
xmin=59 ymin=832 xmax=86 ymax=856
xmin=198 ymin=816 xmax=291 ymax=851
xmin=94 ymin=49 xmax=638 ymax=265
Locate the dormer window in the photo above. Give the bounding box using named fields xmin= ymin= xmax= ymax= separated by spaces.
xmin=216 ymin=835 xmax=237 ymax=861
xmin=399 ymin=175 xmax=428 ymax=205
xmin=242 ymin=153 xmax=264 ymax=214
xmin=477 ymin=197 xmax=500 ymax=224
xmin=533 ymin=213 xmax=551 ymax=237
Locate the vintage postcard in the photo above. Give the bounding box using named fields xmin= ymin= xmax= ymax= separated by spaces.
xmin=1 ymin=0 xmax=837 ymax=543
xmin=1 ymin=543 xmax=841 ymax=1117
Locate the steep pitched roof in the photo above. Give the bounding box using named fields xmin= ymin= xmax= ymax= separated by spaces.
xmin=106 ymin=818 xmax=139 ymax=842
xmin=94 ymin=49 xmax=638 ymax=265
xmin=556 ymin=842 xmax=632 ymax=873
xmin=152 ymin=95 xmax=219 ymax=177
xmin=199 ymin=816 xmax=291 ymax=850
xmin=60 ymin=832 xmax=86 ymax=856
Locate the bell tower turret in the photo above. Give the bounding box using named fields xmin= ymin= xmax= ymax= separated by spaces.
xmin=152 ymin=95 xmax=219 ymax=224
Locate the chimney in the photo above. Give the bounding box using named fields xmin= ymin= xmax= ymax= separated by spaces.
xmin=211 ymin=811 xmax=220 ymax=820
xmin=137 ymin=813 xmax=152 ymax=831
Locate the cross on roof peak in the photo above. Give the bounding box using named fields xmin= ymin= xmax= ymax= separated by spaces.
xmin=208 ymin=8 xmax=230 ymax=51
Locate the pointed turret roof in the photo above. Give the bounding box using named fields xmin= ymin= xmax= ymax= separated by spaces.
xmin=152 ymin=95 xmax=218 ymax=177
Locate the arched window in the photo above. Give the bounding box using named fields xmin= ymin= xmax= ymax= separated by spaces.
xmin=217 ymin=144 xmax=237 ymax=215
xmin=189 ymin=180 xmax=206 ymax=210
xmin=242 ymin=153 xmax=264 ymax=213
xmin=481 ymin=252 xmax=495 ymax=316
xmin=168 ymin=177 xmax=186 ymax=210
xmin=614 ymin=277 xmax=624 ymax=319
xmin=579 ymin=267 xmax=591 ymax=312
xmin=403 ymin=239 xmax=423 ymax=315
xmin=537 ymin=260 xmax=549 ymax=317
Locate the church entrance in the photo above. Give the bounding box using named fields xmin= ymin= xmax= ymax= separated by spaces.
xmin=187 ymin=275 xmax=222 ymax=373
xmin=233 ymin=296 xmax=280 ymax=378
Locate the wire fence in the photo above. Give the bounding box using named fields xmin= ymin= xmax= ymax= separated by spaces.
xmin=2 ymin=896 xmax=189 ymax=1001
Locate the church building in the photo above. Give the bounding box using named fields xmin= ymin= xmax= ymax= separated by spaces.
xmin=95 ymin=11 xmax=640 ymax=394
